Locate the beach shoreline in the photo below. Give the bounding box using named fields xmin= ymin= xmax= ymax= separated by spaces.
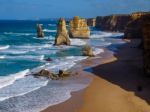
xmin=42 ymin=46 xmax=116 ymax=112
xmin=42 ymin=39 xmax=150 ymax=112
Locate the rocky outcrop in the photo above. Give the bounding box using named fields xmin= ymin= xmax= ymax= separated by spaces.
xmin=54 ymin=18 xmax=70 ymax=45
xmin=96 ymin=14 xmax=131 ymax=32
xmin=33 ymin=69 xmax=71 ymax=80
xmin=82 ymin=45 xmax=94 ymax=57
xmin=36 ymin=24 xmax=44 ymax=38
xmin=142 ymin=19 xmax=150 ymax=76
xmin=87 ymin=18 xmax=96 ymax=27
xmin=69 ymin=16 xmax=90 ymax=39
xmin=124 ymin=12 xmax=150 ymax=39
xmin=33 ymin=69 xmax=58 ymax=80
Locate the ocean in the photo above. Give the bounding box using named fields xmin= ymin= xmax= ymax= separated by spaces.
xmin=0 ymin=20 xmax=125 ymax=112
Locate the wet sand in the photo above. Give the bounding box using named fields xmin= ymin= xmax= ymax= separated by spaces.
xmin=42 ymin=39 xmax=150 ymax=112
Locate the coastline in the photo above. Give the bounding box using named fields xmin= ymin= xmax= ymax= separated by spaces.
xmin=42 ymin=46 xmax=116 ymax=112
xmin=42 ymin=39 xmax=150 ymax=112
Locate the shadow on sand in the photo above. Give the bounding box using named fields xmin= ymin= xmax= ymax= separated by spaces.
xmin=92 ymin=39 xmax=150 ymax=104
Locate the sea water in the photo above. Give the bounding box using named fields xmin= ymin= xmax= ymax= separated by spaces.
xmin=0 ymin=20 xmax=124 ymax=112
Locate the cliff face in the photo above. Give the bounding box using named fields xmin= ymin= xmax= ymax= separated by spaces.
xmin=96 ymin=15 xmax=131 ymax=32
xmin=54 ymin=18 xmax=70 ymax=45
xmin=124 ymin=12 xmax=150 ymax=39
xmin=36 ymin=24 xmax=44 ymax=38
xmin=69 ymin=16 xmax=90 ymax=39
xmin=87 ymin=18 xmax=96 ymax=27
xmin=142 ymin=18 xmax=150 ymax=76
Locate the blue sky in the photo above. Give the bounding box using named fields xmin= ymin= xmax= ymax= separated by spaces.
xmin=0 ymin=0 xmax=150 ymax=19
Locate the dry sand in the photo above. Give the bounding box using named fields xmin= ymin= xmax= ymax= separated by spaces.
xmin=43 ymin=39 xmax=150 ymax=112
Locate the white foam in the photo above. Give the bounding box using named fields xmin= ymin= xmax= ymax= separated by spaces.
xmin=48 ymin=24 xmax=56 ymax=26
xmin=33 ymin=36 xmax=54 ymax=40
xmin=0 ymin=75 xmax=48 ymax=101
xmin=4 ymin=55 xmax=45 ymax=61
xmin=93 ymin=48 xmax=104 ymax=55
xmin=17 ymin=44 xmax=52 ymax=49
xmin=4 ymin=32 xmax=34 ymax=36
xmin=0 ymin=55 xmax=88 ymax=103
xmin=43 ymin=29 xmax=56 ymax=32
xmin=70 ymin=39 xmax=87 ymax=46
xmin=0 ymin=69 xmax=30 ymax=90
xmin=90 ymin=31 xmax=124 ymax=38
xmin=0 ymin=45 xmax=10 ymax=50
xmin=0 ymin=74 xmax=91 ymax=112
xmin=1 ymin=49 xmax=29 ymax=54
xmin=30 ymin=56 xmax=87 ymax=74
xmin=0 ymin=55 xmax=5 ymax=59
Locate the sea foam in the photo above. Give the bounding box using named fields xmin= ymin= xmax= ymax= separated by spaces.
xmin=0 ymin=45 xmax=10 ymax=50
xmin=90 ymin=31 xmax=124 ymax=38
xmin=70 ymin=39 xmax=87 ymax=46
xmin=0 ymin=69 xmax=30 ymax=90
xmin=43 ymin=29 xmax=56 ymax=32
xmin=4 ymin=32 xmax=35 ymax=36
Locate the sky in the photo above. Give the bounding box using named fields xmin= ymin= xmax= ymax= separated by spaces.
xmin=0 ymin=0 xmax=150 ymax=20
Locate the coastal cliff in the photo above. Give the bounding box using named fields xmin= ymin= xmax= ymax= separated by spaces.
xmin=54 ymin=18 xmax=70 ymax=45
xmin=124 ymin=12 xmax=150 ymax=39
xmin=96 ymin=14 xmax=131 ymax=32
xmin=95 ymin=12 xmax=150 ymax=37
xmin=95 ymin=11 xmax=150 ymax=76
xmin=142 ymin=19 xmax=150 ymax=76
xmin=87 ymin=18 xmax=96 ymax=27
xmin=69 ymin=16 xmax=90 ymax=39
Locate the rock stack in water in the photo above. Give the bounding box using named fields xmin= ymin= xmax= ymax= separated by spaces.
xmin=54 ymin=18 xmax=70 ymax=45
xmin=82 ymin=45 xmax=94 ymax=57
xmin=36 ymin=24 xmax=44 ymax=38
xmin=69 ymin=16 xmax=90 ymax=39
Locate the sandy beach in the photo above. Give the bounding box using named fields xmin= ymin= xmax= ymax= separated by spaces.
xmin=42 ymin=39 xmax=150 ymax=112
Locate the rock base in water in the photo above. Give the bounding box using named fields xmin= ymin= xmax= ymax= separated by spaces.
xmin=33 ymin=69 xmax=71 ymax=80
xmin=82 ymin=45 xmax=94 ymax=57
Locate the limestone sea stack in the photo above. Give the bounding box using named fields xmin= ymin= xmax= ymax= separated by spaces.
xmin=69 ymin=16 xmax=90 ymax=39
xmin=82 ymin=45 xmax=94 ymax=57
xmin=54 ymin=18 xmax=70 ymax=45
xmin=36 ymin=24 xmax=44 ymax=38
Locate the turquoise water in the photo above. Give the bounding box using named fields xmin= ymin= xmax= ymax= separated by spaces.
xmin=0 ymin=20 xmax=82 ymax=76
xmin=0 ymin=20 xmax=125 ymax=112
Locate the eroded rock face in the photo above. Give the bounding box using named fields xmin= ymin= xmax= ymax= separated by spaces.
xmin=82 ymin=45 xmax=94 ymax=57
xmin=124 ymin=12 xmax=150 ymax=39
xmin=96 ymin=14 xmax=131 ymax=32
xmin=69 ymin=16 xmax=90 ymax=39
xmin=142 ymin=21 xmax=150 ymax=76
xmin=36 ymin=24 xmax=44 ymax=38
xmin=54 ymin=18 xmax=70 ymax=45
xmin=87 ymin=18 xmax=96 ymax=27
